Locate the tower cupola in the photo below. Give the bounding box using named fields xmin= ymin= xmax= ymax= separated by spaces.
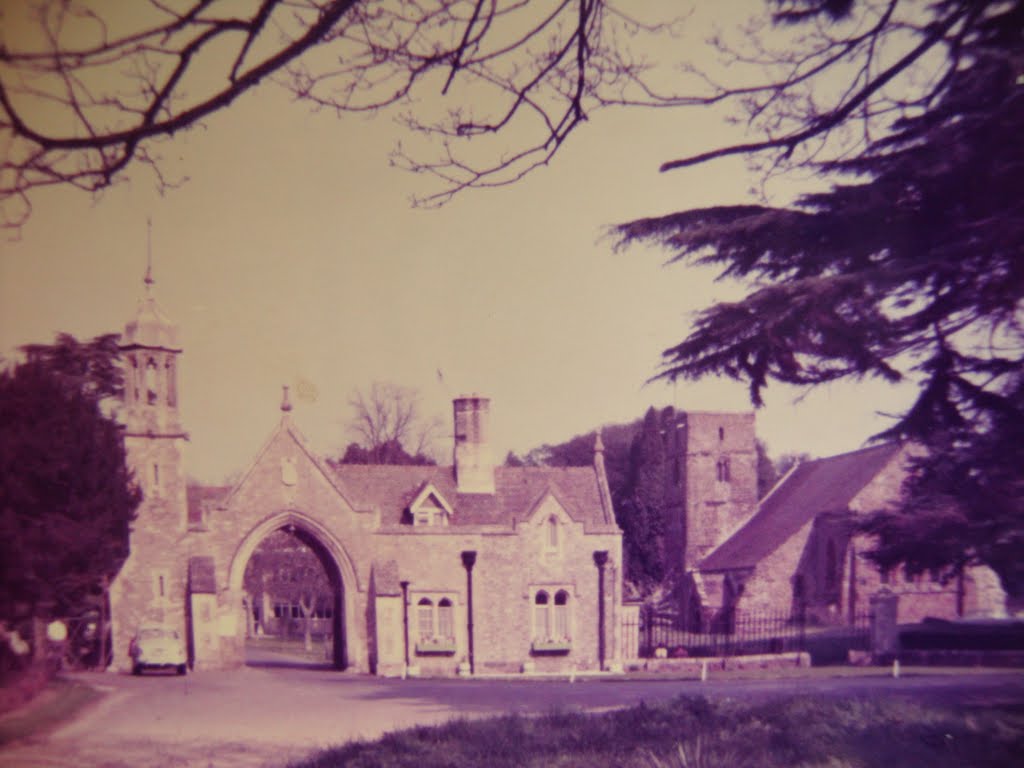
xmin=120 ymin=240 xmax=183 ymax=436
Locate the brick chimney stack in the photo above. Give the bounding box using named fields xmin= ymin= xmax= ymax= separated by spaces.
xmin=453 ymin=396 xmax=494 ymax=494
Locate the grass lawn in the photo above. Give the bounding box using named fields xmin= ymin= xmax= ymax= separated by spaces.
xmin=247 ymin=635 xmax=332 ymax=663
xmin=0 ymin=678 xmax=101 ymax=747
xmin=290 ymin=694 xmax=1023 ymax=768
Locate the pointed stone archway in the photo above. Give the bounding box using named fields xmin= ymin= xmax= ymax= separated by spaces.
xmin=227 ymin=510 xmax=360 ymax=670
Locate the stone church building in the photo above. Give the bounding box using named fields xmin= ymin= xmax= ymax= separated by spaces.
xmin=659 ymin=413 xmax=1008 ymax=626
xmin=109 ymin=279 xmax=625 ymax=675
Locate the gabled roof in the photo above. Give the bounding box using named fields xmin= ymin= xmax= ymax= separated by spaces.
xmin=700 ymin=442 xmax=903 ymax=572
xmin=217 ymin=415 xmax=361 ymax=513
xmin=326 ymin=463 xmax=615 ymax=530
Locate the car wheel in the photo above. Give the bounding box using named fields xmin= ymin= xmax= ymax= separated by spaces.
xmin=176 ymin=664 xmax=187 ymax=676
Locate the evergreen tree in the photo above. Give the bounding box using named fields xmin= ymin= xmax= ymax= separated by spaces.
xmin=616 ymin=408 xmax=668 ymax=593
xmin=615 ymin=1 xmax=1024 ymax=603
xmin=0 ymin=337 xmax=140 ymax=622
xmin=755 ymin=440 xmax=778 ymax=499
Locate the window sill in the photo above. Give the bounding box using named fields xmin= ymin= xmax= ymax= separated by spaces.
xmin=415 ymin=638 xmax=457 ymax=655
xmin=531 ymin=640 xmax=571 ymax=655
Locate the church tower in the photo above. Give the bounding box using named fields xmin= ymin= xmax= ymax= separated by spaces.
xmin=663 ymin=410 xmax=759 ymax=573
xmin=109 ymin=252 xmax=190 ymax=670
xmin=119 ymin=259 xmax=188 ymax=525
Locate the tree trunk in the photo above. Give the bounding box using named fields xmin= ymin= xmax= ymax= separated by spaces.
xmin=300 ymin=596 xmax=314 ymax=652
xmin=244 ymin=595 xmax=255 ymax=638
xmin=97 ymin=576 xmax=109 ymax=670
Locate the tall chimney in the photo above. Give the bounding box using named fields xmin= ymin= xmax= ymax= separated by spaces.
xmin=453 ymin=396 xmax=494 ymax=494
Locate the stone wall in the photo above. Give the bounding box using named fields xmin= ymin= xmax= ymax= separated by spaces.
xmin=109 ymin=434 xmax=189 ymax=671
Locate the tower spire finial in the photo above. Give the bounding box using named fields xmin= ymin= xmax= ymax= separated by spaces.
xmin=144 ymin=218 xmax=154 ymax=292
xmin=281 ymin=385 xmax=293 ymax=413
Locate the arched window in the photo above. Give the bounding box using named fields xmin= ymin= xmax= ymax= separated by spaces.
xmin=130 ymin=355 xmax=139 ymax=403
xmin=718 ymin=426 xmax=725 ymax=441
xmin=438 ymin=598 xmax=454 ymax=639
xmin=417 ymin=598 xmax=434 ymax=640
xmin=165 ymin=358 xmax=177 ymax=407
xmin=534 ymin=591 xmax=550 ymax=640
xmin=546 ymin=516 xmax=559 ymax=550
xmin=145 ymin=358 xmax=158 ymax=404
xmin=553 ymin=590 xmax=569 ymax=640
xmin=716 ymin=458 xmax=730 ymax=483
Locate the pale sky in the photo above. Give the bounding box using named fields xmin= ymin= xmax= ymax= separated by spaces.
xmin=0 ymin=3 xmax=917 ymax=484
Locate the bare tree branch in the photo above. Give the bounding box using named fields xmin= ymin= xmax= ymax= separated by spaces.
xmin=1 ymin=1 xmax=1004 ymax=229
xmin=345 ymin=381 xmax=438 ymax=464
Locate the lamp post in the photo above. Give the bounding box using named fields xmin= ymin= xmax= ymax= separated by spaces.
xmin=400 ymin=580 xmax=410 ymax=669
xmin=593 ymin=551 xmax=608 ymax=671
xmin=461 ymin=551 xmax=477 ymax=675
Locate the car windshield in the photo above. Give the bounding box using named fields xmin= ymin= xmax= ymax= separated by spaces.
xmin=139 ymin=628 xmax=178 ymax=640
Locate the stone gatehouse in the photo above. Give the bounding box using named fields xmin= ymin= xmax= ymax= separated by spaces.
xmin=109 ymin=279 xmax=624 ymax=675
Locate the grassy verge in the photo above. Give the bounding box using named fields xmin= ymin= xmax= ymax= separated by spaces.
xmin=619 ymin=664 xmax=1024 ymax=682
xmin=0 ymin=678 xmax=101 ymax=746
xmin=290 ymin=694 xmax=1023 ymax=768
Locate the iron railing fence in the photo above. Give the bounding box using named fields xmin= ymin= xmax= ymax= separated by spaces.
xmin=623 ymin=605 xmax=872 ymax=660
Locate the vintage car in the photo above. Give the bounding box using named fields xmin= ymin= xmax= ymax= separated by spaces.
xmin=129 ymin=626 xmax=187 ymax=675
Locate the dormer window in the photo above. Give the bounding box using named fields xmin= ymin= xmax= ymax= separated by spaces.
xmin=414 ymin=495 xmax=446 ymax=526
xmin=408 ymin=484 xmax=455 ymax=527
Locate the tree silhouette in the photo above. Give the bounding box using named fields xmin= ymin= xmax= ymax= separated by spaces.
xmin=615 ymin=0 xmax=1024 ymax=604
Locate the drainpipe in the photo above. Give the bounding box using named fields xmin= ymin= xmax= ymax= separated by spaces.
xmin=593 ymin=551 xmax=609 ymax=671
xmin=400 ymin=580 xmax=410 ymax=669
xmin=461 ymin=551 xmax=477 ymax=675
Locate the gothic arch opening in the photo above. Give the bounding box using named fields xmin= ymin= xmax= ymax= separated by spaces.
xmin=229 ymin=512 xmax=356 ymax=670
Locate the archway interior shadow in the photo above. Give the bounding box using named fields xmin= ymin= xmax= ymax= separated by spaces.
xmin=242 ymin=523 xmax=346 ymax=670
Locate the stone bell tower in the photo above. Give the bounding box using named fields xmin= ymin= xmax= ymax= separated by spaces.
xmin=109 ymin=249 xmax=190 ymax=670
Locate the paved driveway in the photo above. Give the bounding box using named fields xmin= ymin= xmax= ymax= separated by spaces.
xmin=3 ymin=664 xmax=1023 ymax=768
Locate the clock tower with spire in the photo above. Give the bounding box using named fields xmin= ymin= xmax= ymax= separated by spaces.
xmin=109 ymin=239 xmax=190 ymax=669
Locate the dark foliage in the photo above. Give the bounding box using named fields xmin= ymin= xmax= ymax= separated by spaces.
xmin=617 ymin=408 xmax=668 ymax=591
xmin=0 ymin=337 xmax=140 ymax=620
xmin=504 ymin=419 xmax=639 ymax=506
xmin=512 ymin=409 xmax=787 ymax=593
xmin=616 ymin=0 xmax=1024 ymax=601
xmin=755 ymin=439 xmax=779 ymax=498
xmin=336 ymin=440 xmax=435 ymax=466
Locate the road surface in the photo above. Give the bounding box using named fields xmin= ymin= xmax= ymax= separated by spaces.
xmin=2 ymin=661 xmax=1022 ymax=768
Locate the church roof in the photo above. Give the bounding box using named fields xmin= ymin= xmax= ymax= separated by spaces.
xmin=327 ymin=463 xmax=614 ymax=530
xmin=699 ymin=442 xmax=903 ymax=572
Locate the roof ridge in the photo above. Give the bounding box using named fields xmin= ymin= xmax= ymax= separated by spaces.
xmin=802 ymin=441 xmax=899 ymax=467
